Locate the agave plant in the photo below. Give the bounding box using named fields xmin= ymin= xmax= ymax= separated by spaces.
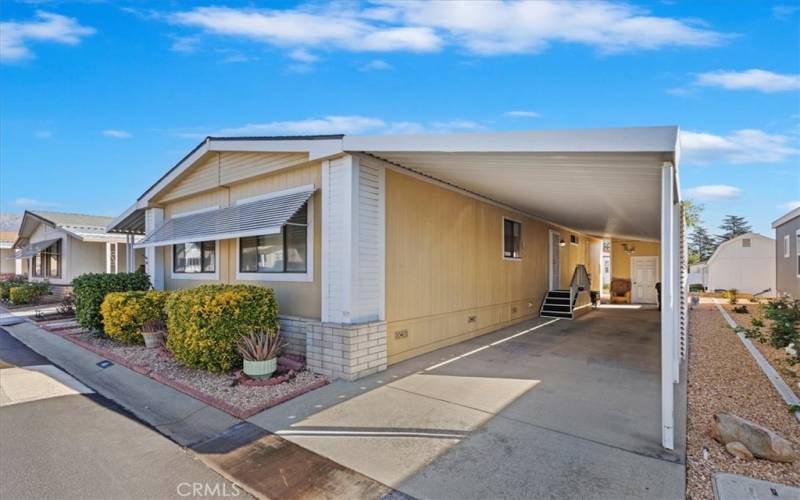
xmin=237 ymin=328 xmax=285 ymax=362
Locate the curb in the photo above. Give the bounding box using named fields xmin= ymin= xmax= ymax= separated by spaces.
xmin=46 ymin=327 xmax=330 ymax=420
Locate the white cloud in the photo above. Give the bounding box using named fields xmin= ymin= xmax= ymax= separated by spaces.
xmin=1 ymin=11 xmax=95 ymax=63
xmin=102 ymin=129 xmax=132 ymax=139
xmin=170 ymin=35 xmax=200 ymax=53
xmin=681 ymin=129 xmax=799 ymax=164
xmin=181 ymin=115 xmax=486 ymax=138
xmin=773 ymin=4 xmax=799 ymax=19
xmin=684 ymin=185 xmax=742 ymax=200
xmin=360 ymin=59 xmax=393 ymax=71
xmin=11 ymin=197 xmax=60 ymax=208
xmin=780 ymin=200 xmax=800 ymax=211
xmin=504 ymin=110 xmax=540 ymax=118
xmin=34 ymin=130 xmax=52 ymax=139
xmin=695 ymin=69 xmax=800 ymax=93
xmin=288 ymin=48 xmax=318 ymax=63
xmin=167 ymin=2 xmax=725 ymax=59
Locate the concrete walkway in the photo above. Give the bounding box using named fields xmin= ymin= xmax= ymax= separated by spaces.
xmin=250 ymin=307 xmax=687 ymax=500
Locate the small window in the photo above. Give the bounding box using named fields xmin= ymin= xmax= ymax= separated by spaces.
xmin=32 ymin=253 xmax=42 ymax=277
xmin=503 ymin=218 xmax=522 ymax=259
xmin=570 ymin=234 xmax=579 ymax=245
xmin=741 ymin=238 xmax=751 ymax=248
xmin=173 ymin=241 xmax=216 ymax=273
xmin=785 ymin=235 xmax=791 ymax=258
xmin=239 ymin=202 xmax=308 ymax=274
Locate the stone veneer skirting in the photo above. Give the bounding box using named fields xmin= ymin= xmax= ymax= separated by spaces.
xmin=279 ymin=315 xmax=388 ymax=381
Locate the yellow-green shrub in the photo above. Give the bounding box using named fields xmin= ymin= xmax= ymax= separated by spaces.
xmin=101 ymin=291 xmax=170 ymax=344
xmin=164 ymin=285 xmax=279 ymax=372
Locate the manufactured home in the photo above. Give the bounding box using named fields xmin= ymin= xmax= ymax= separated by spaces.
xmin=773 ymin=207 xmax=800 ymax=297
xmin=1 ymin=231 xmax=26 ymax=275
xmin=13 ymin=211 xmax=144 ymax=292
xmin=109 ymin=126 xmax=688 ymax=449
xmin=706 ymin=233 xmax=775 ymax=296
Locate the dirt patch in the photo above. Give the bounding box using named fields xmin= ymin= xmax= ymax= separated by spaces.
xmin=45 ymin=322 xmax=327 ymax=419
xmin=686 ymin=303 xmax=800 ymax=500
xmin=722 ymin=303 xmax=800 ymax=399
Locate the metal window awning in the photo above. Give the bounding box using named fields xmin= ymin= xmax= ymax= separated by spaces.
xmin=15 ymin=238 xmax=60 ymax=259
xmin=136 ymin=187 xmax=314 ymax=248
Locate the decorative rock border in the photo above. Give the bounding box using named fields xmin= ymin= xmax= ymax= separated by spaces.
xmin=46 ymin=328 xmax=329 ymax=419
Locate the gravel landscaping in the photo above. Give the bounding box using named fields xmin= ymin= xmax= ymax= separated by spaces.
xmin=686 ymin=301 xmax=800 ymax=500
xmin=722 ymin=302 xmax=800 ymax=399
xmin=46 ymin=322 xmax=327 ymax=418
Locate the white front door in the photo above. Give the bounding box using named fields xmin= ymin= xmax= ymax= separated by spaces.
xmin=549 ymin=230 xmax=560 ymax=290
xmin=631 ymin=256 xmax=659 ymax=303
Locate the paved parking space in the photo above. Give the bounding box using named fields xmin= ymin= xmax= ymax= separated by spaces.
xmin=250 ymin=307 xmax=687 ymax=499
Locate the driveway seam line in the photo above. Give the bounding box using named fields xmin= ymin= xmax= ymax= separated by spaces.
xmin=386 ymin=384 xmax=683 ymax=466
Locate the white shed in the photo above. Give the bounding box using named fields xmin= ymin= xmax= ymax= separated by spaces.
xmin=707 ymin=233 xmax=775 ymax=295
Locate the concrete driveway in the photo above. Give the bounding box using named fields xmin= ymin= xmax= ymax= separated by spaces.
xmin=249 ymin=306 xmax=686 ymax=500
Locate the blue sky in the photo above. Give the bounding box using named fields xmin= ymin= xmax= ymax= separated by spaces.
xmin=1 ymin=0 xmax=798 ymax=237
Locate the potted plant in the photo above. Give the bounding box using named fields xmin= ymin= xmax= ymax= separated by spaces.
xmin=238 ymin=328 xmax=284 ymax=380
xmin=141 ymin=318 xmax=167 ymax=348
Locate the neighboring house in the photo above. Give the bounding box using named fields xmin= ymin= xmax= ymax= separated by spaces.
xmin=688 ymin=262 xmax=708 ymax=289
xmin=13 ymin=211 xmax=144 ymax=291
xmin=0 ymin=231 xmax=26 ymax=275
xmin=772 ymin=207 xmax=800 ymax=298
xmin=109 ymin=126 xmax=687 ymax=449
xmin=706 ymin=233 xmax=775 ymax=295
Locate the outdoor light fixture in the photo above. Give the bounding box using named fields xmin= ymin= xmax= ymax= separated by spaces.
xmin=622 ymin=243 xmax=636 ymax=256
xmin=559 ymin=239 xmax=566 ymax=247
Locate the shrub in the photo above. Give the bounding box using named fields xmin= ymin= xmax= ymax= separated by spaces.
xmin=689 ymin=284 xmax=704 ymax=293
xmin=165 ymin=285 xmax=279 ymax=372
xmin=763 ymin=297 xmax=800 ymax=351
xmin=101 ymin=291 xmax=170 ymax=344
xmin=722 ymin=288 xmax=738 ymax=305
xmin=0 ymin=274 xmax=28 ymax=300
xmin=8 ymin=281 xmax=51 ymax=305
xmin=72 ymin=272 xmax=152 ymax=332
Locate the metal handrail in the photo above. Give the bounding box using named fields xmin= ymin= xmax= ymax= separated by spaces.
xmin=570 ymin=264 xmax=591 ymax=305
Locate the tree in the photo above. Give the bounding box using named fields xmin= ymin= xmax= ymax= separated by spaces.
xmin=681 ymin=200 xmax=703 ymax=228
xmin=689 ymin=226 xmax=717 ymax=262
xmin=717 ymin=215 xmax=752 ymax=242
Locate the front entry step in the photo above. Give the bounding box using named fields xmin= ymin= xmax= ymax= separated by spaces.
xmin=540 ymin=289 xmax=574 ymax=319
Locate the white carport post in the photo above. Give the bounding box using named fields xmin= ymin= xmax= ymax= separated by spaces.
xmin=144 ymin=208 xmax=165 ymax=291
xmin=660 ymin=162 xmax=675 ymax=450
xmin=126 ymin=233 xmax=135 ymax=272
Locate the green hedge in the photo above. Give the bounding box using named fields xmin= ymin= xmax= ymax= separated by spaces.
xmin=100 ymin=291 xmax=170 ymax=344
xmin=689 ymin=284 xmax=704 ymax=292
xmin=0 ymin=274 xmax=28 ymax=300
xmin=164 ymin=285 xmax=279 ymax=372
xmin=8 ymin=282 xmax=51 ymax=305
xmin=72 ymin=272 xmax=152 ymax=332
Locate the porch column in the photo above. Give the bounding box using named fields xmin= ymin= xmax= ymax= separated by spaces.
xmin=314 ymin=154 xmax=387 ymax=380
xmin=672 ymin=202 xmax=681 ymax=382
xmin=660 ymin=162 xmax=675 ymax=450
xmin=126 ymin=234 xmax=134 ymax=272
xmin=105 ymin=242 xmax=112 ymax=273
xmin=144 ymin=208 xmax=165 ymax=290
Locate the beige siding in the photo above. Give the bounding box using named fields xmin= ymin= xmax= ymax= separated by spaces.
xmin=69 ymin=239 xmax=107 ymax=279
xmin=162 ymin=162 xmax=322 ymax=319
xmin=385 ymin=169 xmax=598 ymax=364
xmin=155 ymin=152 xmax=309 ymax=204
xmin=0 ymin=248 xmax=16 ymax=274
xmin=611 ymin=239 xmax=661 ymax=280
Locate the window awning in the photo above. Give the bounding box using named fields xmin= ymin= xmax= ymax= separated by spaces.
xmin=136 ymin=187 xmax=314 ymax=248
xmin=16 ymin=238 xmax=60 ymax=259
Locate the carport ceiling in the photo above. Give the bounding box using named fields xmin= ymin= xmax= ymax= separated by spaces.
xmin=346 ymin=127 xmax=678 ymax=241
xmin=370 ymin=151 xmax=667 ymax=240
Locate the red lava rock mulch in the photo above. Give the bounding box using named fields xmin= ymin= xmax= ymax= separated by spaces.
xmin=686 ymin=303 xmax=800 ymax=500
xmin=43 ymin=324 xmax=328 ymax=419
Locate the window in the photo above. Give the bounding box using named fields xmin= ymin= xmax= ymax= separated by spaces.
xmin=503 ymin=218 xmax=522 ymax=259
xmin=570 ymin=234 xmax=579 ymax=245
xmin=239 ymin=203 xmax=308 ymax=273
xmin=742 ymin=238 xmax=751 ymax=248
xmin=796 ymin=230 xmax=800 ymax=278
xmin=173 ymin=241 xmax=216 ymax=273
xmin=785 ymin=235 xmax=791 ymax=258
xmin=31 ymin=240 xmax=60 ymax=278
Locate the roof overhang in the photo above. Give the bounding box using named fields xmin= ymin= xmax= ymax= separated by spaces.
xmin=773 ymin=207 xmax=800 ymax=228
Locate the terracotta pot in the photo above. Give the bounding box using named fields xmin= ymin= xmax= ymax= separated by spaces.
xmin=142 ymin=331 xmax=164 ymax=349
xmin=243 ymin=358 xmax=277 ymax=380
